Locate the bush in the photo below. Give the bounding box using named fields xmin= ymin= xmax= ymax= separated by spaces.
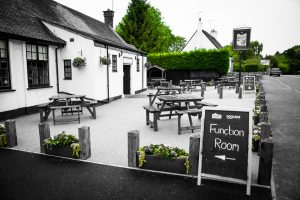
xmin=147 ymin=49 xmax=230 ymax=76
xmin=0 ymin=124 xmax=7 ymax=147
xmin=72 ymin=57 xmax=86 ymax=68
xmin=244 ymin=64 xmax=259 ymax=72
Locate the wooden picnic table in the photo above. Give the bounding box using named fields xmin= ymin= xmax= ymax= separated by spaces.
xmin=38 ymin=94 xmax=97 ymax=123
xmin=148 ymin=86 xmax=182 ymax=105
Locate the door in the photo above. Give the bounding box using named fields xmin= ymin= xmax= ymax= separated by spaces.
xmin=123 ymin=65 xmax=131 ymax=94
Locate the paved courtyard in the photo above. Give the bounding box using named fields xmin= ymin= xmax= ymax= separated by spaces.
xmin=8 ymin=85 xmax=258 ymax=179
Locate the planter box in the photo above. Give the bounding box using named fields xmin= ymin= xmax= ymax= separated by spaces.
xmin=138 ymin=155 xmax=187 ymax=174
xmin=45 ymin=145 xmax=78 ymax=159
xmin=252 ymin=140 xmax=259 ymax=152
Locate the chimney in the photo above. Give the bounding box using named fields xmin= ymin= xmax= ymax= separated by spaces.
xmin=210 ymin=29 xmax=218 ymax=39
xmin=197 ymin=17 xmax=203 ymax=31
xmin=103 ymin=9 xmax=114 ymax=28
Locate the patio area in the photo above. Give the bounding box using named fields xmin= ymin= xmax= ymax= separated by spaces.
xmin=10 ymin=86 xmax=257 ymax=178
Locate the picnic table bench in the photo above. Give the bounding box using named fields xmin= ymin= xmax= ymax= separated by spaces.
xmin=51 ymin=105 xmax=81 ymax=125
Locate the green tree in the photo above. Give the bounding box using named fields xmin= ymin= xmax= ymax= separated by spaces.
xmin=283 ymin=45 xmax=300 ymax=74
xmin=116 ymin=0 xmax=185 ymax=53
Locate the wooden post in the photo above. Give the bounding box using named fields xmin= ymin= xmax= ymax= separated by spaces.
xmin=148 ymin=93 xmax=153 ymax=105
xmin=260 ymin=112 xmax=268 ymax=123
xmin=260 ymin=122 xmax=271 ymax=139
xmin=260 ymin=104 xmax=268 ymax=112
xmin=92 ymin=105 xmax=97 ymax=119
xmin=78 ymin=126 xmax=91 ymax=160
xmin=238 ymin=87 xmax=243 ymax=99
xmin=219 ymin=85 xmax=223 ymax=99
xmin=235 ymin=83 xmax=239 ymax=93
xmin=128 ymin=130 xmax=140 ymax=167
xmin=258 ymin=138 xmax=274 ymax=186
xmin=217 ymin=84 xmax=220 ymax=94
xmin=189 ymin=134 xmax=200 ymax=175
xmin=39 ymin=123 xmax=50 ymax=153
xmin=4 ymin=120 xmax=17 ymax=147
xmin=201 ymin=84 xmax=205 ymax=97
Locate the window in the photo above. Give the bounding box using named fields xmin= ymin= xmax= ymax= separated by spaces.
xmin=112 ymin=55 xmax=117 ymax=72
xmin=137 ymin=58 xmax=140 ymax=72
xmin=0 ymin=40 xmax=11 ymax=90
xmin=64 ymin=60 xmax=72 ymax=80
xmin=26 ymin=44 xmax=49 ymax=88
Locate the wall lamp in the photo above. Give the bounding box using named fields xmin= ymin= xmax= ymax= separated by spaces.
xmin=119 ymin=51 xmax=123 ymax=57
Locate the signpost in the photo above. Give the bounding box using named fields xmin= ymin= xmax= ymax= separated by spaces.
xmin=233 ymin=27 xmax=251 ymax=88
xmin=197 ymin=107 xmax=253 ymax=196
xmin=243 ymin=76 xmax=256 ymax=93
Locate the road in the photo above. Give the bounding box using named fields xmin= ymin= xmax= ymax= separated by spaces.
xmin=262 ymin=75 xmax=300 ymax=200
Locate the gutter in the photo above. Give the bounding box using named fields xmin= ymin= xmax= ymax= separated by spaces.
xmin=142 ymin=56 xmax=144 ymax=90
xmin=55 ymin=45 xmax=64 ymax=93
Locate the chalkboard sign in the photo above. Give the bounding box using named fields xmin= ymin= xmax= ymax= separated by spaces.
xmin=243 ymin=76 xmax=255 ymax=93
xmin=197 ymin=107 xmax=253 ymax=195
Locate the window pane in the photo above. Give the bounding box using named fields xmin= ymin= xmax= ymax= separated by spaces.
xmin=0 ymin=49 xmax=7 ymax=58
xmin=0 ymin=40 xmax=6 ymax=49
xmin=43 ymin=46 xmax=47 ymax=53
xmin=27 ymin=53 xmax=32 ymax=60
xmin=32 ymin=52 xmax=37 ymax=60
xmin=38 ymin=46 xmax=42 ymax=53
xmin=44 ymin=54 xmax=48 ymax=61
xmin=0 ymin=61 xmax=8 ymax=69
xmin=32 ymin=45 xmax=36 ymax=52
xmin=26 ymin=44 xmax=31 ymax=51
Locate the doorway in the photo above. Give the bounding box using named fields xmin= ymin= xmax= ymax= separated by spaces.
xmin=123 ymin=65 xmax=131 ymax=94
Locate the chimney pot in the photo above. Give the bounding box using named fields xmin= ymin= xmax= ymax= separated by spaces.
xmin=103 ymin=9 xmax=114 ymax=28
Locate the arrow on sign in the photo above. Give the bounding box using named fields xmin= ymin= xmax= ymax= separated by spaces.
xmin=215 ymin=155 xmax=236 ymax=161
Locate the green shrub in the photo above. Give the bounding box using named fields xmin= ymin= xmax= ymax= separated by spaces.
xmin=0 ymin=124 xmax=7 ymax=147
xmin=147 ymin=49 xmax=230 ymax=76
xmin=244 ymin=64 xmax=259 ymax=72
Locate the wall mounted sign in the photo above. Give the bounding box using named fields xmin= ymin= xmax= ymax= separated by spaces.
xmin=243 ymin=76 xmax=256 ymax=93
xmin=197 ymin=107 xmax=253 ymax=196
xmin=233 ymin=28 xmax=251 ymax=51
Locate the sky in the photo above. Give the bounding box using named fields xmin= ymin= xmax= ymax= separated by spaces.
xmin=54 ymin=0 xmax=300 ymax=56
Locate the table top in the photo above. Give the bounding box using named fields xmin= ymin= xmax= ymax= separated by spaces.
xmin=157 ymin=93 xmax=204 ymax=102
xmin=157 ymin=86 xmax=182 ymax=91
xmin=49 ymin=94 xmax=86 ymax=100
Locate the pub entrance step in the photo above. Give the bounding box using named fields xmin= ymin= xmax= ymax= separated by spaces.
xmin=0 ymin=149 xmax=272 ymax=200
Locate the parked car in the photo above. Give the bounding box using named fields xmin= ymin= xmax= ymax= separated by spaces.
xmin=270 ymin=68 xmax=282 ymax=76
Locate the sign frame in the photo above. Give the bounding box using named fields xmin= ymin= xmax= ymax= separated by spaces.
xmin=197 ymin=107 xmax=253 ymax=196
xmin=243 ymin=76 xmax=256 ymax=94
xmin=233 ymin=27 xmax=251 ymax=51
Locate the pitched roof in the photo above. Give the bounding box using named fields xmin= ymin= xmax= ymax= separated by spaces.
xmin=181 ymin=29 xmax=223 ymax=51
xmin=0 ymin=0 xmax=144 ymax=53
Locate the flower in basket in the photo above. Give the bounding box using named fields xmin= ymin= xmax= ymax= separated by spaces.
xmin=99 ymin=56 xmax=111 ymax=65
xmin=144 ymin=62 xmax=151 ymax=68
xmin=0 ymin=124 xmax=7 ymax=147
xmin=43 ymin=131 xmax=80 ymax=158
xmin=137 ymin=144 xmax=190 ymax=174
xmin=72 ymin=57 xmax=86 ymax=68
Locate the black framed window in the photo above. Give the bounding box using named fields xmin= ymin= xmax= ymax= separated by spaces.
xmin=112 ymin=55 xmax=117 ymax=72
xmin=64 ymin=60 xmax=72 ymax=80
xmin=137 ymin=58 xmax=140 ymax=72
xmin=26 ymin=44 xmax=49 ymax=88
xmin=0 ymin=40 xmax=11 ymax=90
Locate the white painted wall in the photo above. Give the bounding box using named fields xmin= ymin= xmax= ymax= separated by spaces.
xmin=1 ymin=23 xmax=147 ymax=114
xmin=0 ymin=40 xmax=57 ymax=113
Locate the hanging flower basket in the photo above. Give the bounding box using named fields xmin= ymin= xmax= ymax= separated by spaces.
xmin=72 ymin=57 xmax=86 ymax=68
xmin=145 ymin=62 xmax=151 ymax=68
xmin=100 ymin=56 xmax=111 ymax=65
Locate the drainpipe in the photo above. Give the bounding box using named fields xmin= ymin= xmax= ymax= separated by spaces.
xmin=55 ymin=45 xmax=63 ymax=93
xmin=142 ymin=55 xmax=144 ymax=90
xmin=106 ymin=45 xmax=110 ymax=102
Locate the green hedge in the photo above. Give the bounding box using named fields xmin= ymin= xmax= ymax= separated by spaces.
xmin=147 ymin=49 xmax=230 ymax=76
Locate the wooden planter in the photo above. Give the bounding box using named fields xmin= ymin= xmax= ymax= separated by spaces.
xmin=45 ymin=145 xmax=78 ymax=158
xmin=138 ymin=155 xmax=187 ymax=174
xmin=252 ymin=140 xmax=260 ymax=152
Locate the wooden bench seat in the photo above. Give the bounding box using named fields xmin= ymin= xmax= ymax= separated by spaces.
xmin=175 ymin=109 xmax=202 ymax=135
xmin=143 ymin=105 xmax=160 ymax=131
xmin=50 ymin=105 xmax=81 ymax=125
